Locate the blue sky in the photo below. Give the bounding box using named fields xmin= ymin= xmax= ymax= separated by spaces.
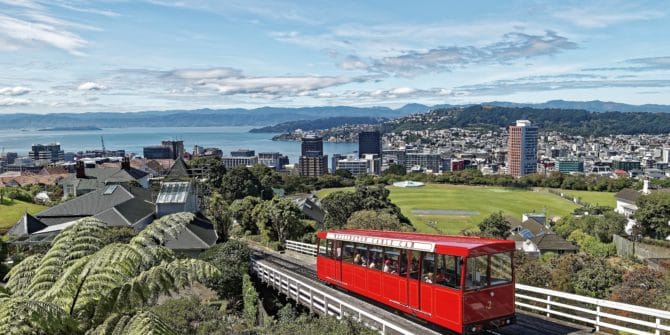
xmin=0 ymin=0 xmax=669 ymax=113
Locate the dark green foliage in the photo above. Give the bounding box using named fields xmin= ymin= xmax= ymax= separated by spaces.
xmin=248 ymin=164 xmax=281 ymax=200
xmin=151 ymin=296 xmax=224 ymax=335
xmin=189 ymin=157 xmax=227 ymax=190
xmin=242 ymin=274 xmax=258 ymax=327
xmin=253 ymin=197 xmax=305 ymax=243
xmin=221 ymin=166 xmax=264 ymax=201
xmin=321 ymin=184 xmax=409 ymax=229
xmin=515 ymin=260 xmax=551 ymax=287
xmin=264 ymin=304 xmax=376 ymax=335
xmin=383 ymin=163 xmax=406 ymax=176
xmin=634 ymin=192 xmax=670 ymax=239
xmin=249 ymin=116 xmax=386 ymax=133
xmin=477 ymin=211 xmax=511 ymax=238
xmin=206 ymin=192 xmax=233 ymax=242
xmin=230 ymin=196 xmax=263 ymax=235
xmin=554 ymin=211 xmax=626 ymax=243
xmin=333 ymin=169 xmax=354 ymax=179
xmin=392 ymin=105 xmax=670 ymax=136
xmin=573 ymin=260 xmax=622 ymax=298
xmin=199 ymin=240 xmax=251 ymax=302
xmin=610 ymin=267 xmax=669 ymax=310
xmin=346 ymin=210 xmax=414 ymax=231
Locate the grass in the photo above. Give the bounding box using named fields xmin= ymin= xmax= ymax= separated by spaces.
xmin=316 ymin=184 xmax=587 ymax=234
xmin=554 ymin=189 xmax=617 ymax=208
xmin=0 ymin=198 xmax=46 ymax=234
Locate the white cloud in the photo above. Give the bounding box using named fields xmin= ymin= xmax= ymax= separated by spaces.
xmin=0 ymin=13 xmax=87 ymax=55
xmin=78 ymin=82 xmax=107 ymax=91
xmin=0 ymin=86 xmax=31 ymax=96
xmin=554 ymin=8 xmax=664 ymax=28
xmin=0 ymin=97 xmax=30 ymax=106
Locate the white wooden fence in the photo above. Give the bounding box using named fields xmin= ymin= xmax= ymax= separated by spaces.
xmin=286 ymin=240 xmax=670 ymax=335
xmin=251 ymin=257 xmax=437 ymax=335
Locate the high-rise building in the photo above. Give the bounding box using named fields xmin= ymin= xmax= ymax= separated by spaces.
xmin=662 ymin=147 xmax=670 ymax=164
xmin=29 ymin=143 xmax=64 ymax=163
xmin=556 ymin=159 xmax=584 ymax=173
xmin=507 ymin=120 xmax=538 ymax=177
xmin=161 ymin=140 xmax=184 ymax=159
xmin=231 ymin=149 xmax=255 ymax=157
xmin=301 ymin=135 xmax=324 ymax=157
xmin=299 ymin=135 xmax=327 ymax=176
xmin=222 ymin=156 xmax=258 ymax=168
xmin=258 ymin=152 xmax=286 ymax=170
xmin=358 ymin=131 xmax=381 ymax=159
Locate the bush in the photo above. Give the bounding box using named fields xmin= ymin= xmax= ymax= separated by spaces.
xmin=243 ymin=273 xmax=259 ymax=327
xmin=568 ymin=229 xmax=616 ymax=257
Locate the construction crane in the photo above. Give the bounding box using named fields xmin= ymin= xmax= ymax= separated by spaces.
xmin=100 ymin=136 xmax=106 ymax=155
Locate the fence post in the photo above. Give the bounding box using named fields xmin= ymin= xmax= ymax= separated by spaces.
xmin=656 ymin=317 xmax=661 ymax=335
xmin=546 ymin=295 xmax=551 ymax=318
xmin=595 ymin=305 xmax=600 ymax=332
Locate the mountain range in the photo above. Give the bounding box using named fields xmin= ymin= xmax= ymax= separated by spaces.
xmin=0 ymin=100 xmax=668 ymax=129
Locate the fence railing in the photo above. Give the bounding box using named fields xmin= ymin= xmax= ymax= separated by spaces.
xmin=285 ymin=240 xmax=670 ymax=335
xmin=251 ymin=257 xmax=429 ymax=335
xmin=285 ymin=240 xmax=318 ymax=256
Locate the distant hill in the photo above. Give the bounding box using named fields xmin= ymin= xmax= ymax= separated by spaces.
xmin=483 ymin=100 xmax=670 ymax=113
xmin=388 ymin=105 xmax=670 ymax=136
xmin=249 ymin=116 xmax=386 ymax=133
xmin=0 ymin=106 xmax=412 ymax=130
xmin=1 ymin=100 xmax=669 ymax=130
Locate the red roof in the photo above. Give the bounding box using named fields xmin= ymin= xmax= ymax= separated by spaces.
xmin=317 ymin=229 xmax=515 ymax=257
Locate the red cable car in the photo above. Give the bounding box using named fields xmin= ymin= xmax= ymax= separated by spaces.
xmin=316 ymin=229 xmax=516 ymax=334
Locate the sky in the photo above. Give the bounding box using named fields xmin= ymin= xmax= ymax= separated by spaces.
xmin=0 ymin=0 xmax=669 ymax=114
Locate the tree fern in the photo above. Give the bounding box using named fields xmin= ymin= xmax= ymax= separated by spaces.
xmin=131 ymin=212 xmax=194 ymax=248
xmin=87 ymin=311 xmax=177 ymax=335
xmin=28 ymin=217 xmax=108 ymax=299
xmin=4 ymin=253 xmax=42 ymax=297
xmin=0 ymin=298 xmax=80 ymax=335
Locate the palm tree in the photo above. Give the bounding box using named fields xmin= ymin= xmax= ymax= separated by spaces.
xmin=1 ymin=212 xmax=221 ymax=335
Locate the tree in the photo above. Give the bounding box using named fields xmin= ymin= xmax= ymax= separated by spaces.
xmin=229 ymin=196 xmax=262 ymax=235
xmin=515 ymin=260 xmax=551 ymax=287
xmin=101 ymin=227 xmax=137 ymax=245
xmin=249 ymin=164 xmax=281 ymax=199
xmin=242 ymin=273 xmax=258 ymax=327
xmin=220 ymin=166 xmax=264 ymax=201
xmin=190 ymin=157 xmax=226 ymax=189
xmin=548 ymin=253 xmax=594 ymax=293
xmin=253 ymin=197 xmax=303 ymax=243
xmin=0 ymin=213 xmax=221 ymax=334
xmin=150 ymin=296 xmax=225 ymax=335
xmin=567 ymin=229 xmax=616 ymax=257
xmin=634 ymin=192 xmax=670 ymax=239
xmin=206 ymin=192 xmax=233 ymax=242
xmin=477 ymin=211 xmax=511 ymax=238
xmin=333 ymin=169 xmax=353 ymax=179
xmin=610 ymin=267 xmax=669 ymax=310
xmin=573 ymin=260 xmax=622 ymax=298
xmin=321 ymin=191 xmax=361 ymax=228
xmin=199 ymin=240 xmax=251 ymax=303
xmin=346 ymin=210 xmax=412 ymax=231
xmin=383 ymin=164 xmax=406 ymax=176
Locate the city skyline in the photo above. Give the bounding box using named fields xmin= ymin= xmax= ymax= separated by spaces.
xmin=0 ymin=0 xmax=669 ymax=114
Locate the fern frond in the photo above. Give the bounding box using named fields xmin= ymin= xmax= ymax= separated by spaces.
xmin=28 ymin=217 xmax=108 ymax=299
xmin=4 ymin=254 xmax=42 ymax=297
xmin=87 ymin=311 xmax=177 ymax=335
xmin=0 ymin=298 xmax=79 ymax=335
xmin=130 ymin=212 xmax=194 ymax=248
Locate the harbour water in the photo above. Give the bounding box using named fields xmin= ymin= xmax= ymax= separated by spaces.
xmin=0 ymin=126 xmax=358 ymax=165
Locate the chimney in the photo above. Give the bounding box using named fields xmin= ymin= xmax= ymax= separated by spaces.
xmin=76 ymin=160 xmax=86 ymax=178
xmin=643 ymin=179 xmax=650 ymax=195
xmin=121 ymin=157 xmax=130 ymax=170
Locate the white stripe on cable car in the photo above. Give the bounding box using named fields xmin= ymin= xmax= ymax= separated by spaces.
xmin=326 ymin=233 xmax=436 ymax=252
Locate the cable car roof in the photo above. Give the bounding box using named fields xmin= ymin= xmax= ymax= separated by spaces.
xmin=318 ymin=229 xmax=515 ymax=256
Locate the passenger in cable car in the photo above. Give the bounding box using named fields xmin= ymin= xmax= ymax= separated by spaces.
xmin=354 ymin=252 xmax=362 ymax=265
xmin=423 ymin=272 xmax=434 ymax=284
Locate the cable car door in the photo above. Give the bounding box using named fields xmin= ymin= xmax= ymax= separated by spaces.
xmin=407 ymin=250 xmax=421 ymax=310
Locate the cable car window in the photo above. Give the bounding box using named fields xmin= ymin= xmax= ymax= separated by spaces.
xmin=354 ymin=244 xmax=369 ymax=267
xmin=490 ymin=252 xmax=512 ymax=286
xmin=399 ymin=249 xmax=408 ymax=277
xmin=434 ymin=254 xmax=462 ymax=289
xmin=409 ymin=251 xmax=420 ymax=280
xmin=383 ymin=247 xmax=400 ymax=275
xmin=325 ymin=239 xmax=335 ymax=259
xmin=466 ymin=256 xmax=489 ymax=290
xmin=421 ymin=253 xmax=435 ymax=283
xmin=368 ymin=247 xmax=383 ymax=271
xmin=342 ymin=242 xmax=355 ymax=263
xmin=318 ymin=239 xmax=327 ymax=257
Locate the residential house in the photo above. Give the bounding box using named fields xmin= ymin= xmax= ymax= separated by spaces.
xmin=509 ymin=214 xmax=577 ymax=257
xmin=61 ymin=158 xmax=150 ymax=198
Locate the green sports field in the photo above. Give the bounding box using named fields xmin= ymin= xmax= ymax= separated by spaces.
xmin=317 ymin=184 xmax=594 ymax=234
xmin=0 ymin=198 xmax=46 ymax=234
xmin=553 ymin=189 xmax=616 ymax=208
